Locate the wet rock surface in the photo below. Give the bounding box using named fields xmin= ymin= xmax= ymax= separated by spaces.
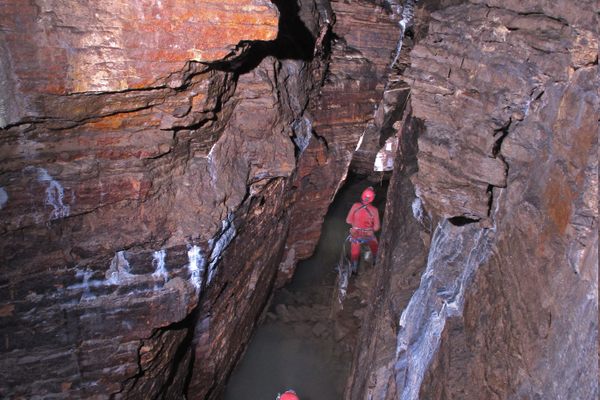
xmin=0 ymin=0 xmax=401 ymax=398
xmin=349 ymin=0 xmax=598 ymax=399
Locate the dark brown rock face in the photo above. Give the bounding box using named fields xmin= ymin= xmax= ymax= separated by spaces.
xmin=0 ymin=1 xmax=402 ymax=399
xmin=350 ymin=0 xmax=598 ymax=399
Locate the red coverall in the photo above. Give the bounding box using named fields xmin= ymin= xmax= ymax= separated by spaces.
xmin=345 ymin=202 xmax=380 ymax=264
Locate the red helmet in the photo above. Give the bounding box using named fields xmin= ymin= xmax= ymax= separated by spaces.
xmin=361 ymin=187 xmax=375 ymax=204
xmin=278 ymin=390 xmax=299 ymax=400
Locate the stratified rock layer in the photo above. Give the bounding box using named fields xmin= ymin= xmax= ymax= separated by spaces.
xmin=0 ymin=0 xmax=278 ymax=124
xmin=410 ymin=1 xmax=598 ymax=222
xmin=0 ymin=1 xmax=402 ymax=398
xmin=350 ymin=0 xmax=598 ymax=399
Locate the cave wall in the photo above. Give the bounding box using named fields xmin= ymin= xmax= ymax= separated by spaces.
xmin=414 ymin=4 xmax=598 ymax=397
xmin=350 ymin=0 xmax=598 ymax=399
xmin=2 ymin=0 xmax=596 ymax=398
xmin=0 ymin=0 xmax=402 ymax=398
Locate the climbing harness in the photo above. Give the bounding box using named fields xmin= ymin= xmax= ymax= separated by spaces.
xmin=331 ymin=233 xmax=374 ymax=316
xmin=349 ymin=201 xmax=376 ymax=233
xmin=336 ymin=235 xmax=352 ymax=302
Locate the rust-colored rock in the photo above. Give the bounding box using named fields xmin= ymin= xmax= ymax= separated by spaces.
xmin=0 ymin=0 xmax=278 ymax=127
xmin=1 ymin=0 xmax=278 ymax=94
xmin=3 ymin=0 xmax=595 ymax=398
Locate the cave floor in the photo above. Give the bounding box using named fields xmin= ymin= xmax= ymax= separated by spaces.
xmin=224 ymin=176 xmax=386 ymax=400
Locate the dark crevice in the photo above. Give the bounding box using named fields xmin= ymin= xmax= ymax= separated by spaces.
xmin=168 ymin=117 xmax=216 ymax=133
xmin=159 ymin=311 xmax=198 ymax=398
xmin=115 ymin=341 xmax=149 ymax=398
xmin=313 ymin=129 xmax=330 ymax=150
xmin=533 ymin=89 xmax=545 ymax=101
xmin=487 ymin=117 xmax=511 ymax=218
xmin=515 ymin=11 xmax=569 ymax=25
xmin=207 ymin=1 xmax=317 ymax=74
xmin=448 ymin=216 xmax=480 ymax=226
xmin=486 ymin=184 xmax=495 ymax=218
xmin=379 ymin=90 xmax=411 ymax=147
xmin=492 ymin=118 xmax=511 ymax=158
xmin=224 ymin=174 xmax=388 ymax=399
xmin=117 ymin=308 xmax=198 ymax=399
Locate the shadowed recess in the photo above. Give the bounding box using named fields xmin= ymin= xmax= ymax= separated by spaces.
xmin=208 ymin=0 xmax=317 ymax=73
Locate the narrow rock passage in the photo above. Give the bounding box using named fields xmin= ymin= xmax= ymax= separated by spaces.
xmin=224 ymin=175 xmax=388 ymax=400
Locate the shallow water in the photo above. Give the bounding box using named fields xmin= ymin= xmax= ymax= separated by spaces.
xmin=224 ymin=175 xmax=387 ymax=400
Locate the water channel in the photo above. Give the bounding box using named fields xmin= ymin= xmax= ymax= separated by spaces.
xmin=224 ymin=175 xmax=388 ymax=400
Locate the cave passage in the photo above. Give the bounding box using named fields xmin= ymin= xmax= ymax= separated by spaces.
xmin=224 ymin=174 xmax=388 ymax=400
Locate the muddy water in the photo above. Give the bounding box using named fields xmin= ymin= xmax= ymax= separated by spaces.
xmin=224 ymin=176 xmax=387 ymax=400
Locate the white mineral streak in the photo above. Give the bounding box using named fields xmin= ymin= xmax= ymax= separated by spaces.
xmin=152 ymin=250 xmax=168 ymax=283
xmin=292 ymin=116 xmax=313 ymax=152
xmin=208 ymin=212 xmax=236 ymax=284
xmin=490 ymin=188 xmax=504 ymax=231
xmin=411 ymin=197 xmax=423 ymax=223
xmin=207 ymin=144 xmax=219 ymax=188
xmin=389 ymin=0 xmax=417 ymax=69
xmin=68 ymin=251 xmax=134 ymax=299
xmin=67 ymin=248 xmax=173 ymax=300
xmin=0 ymin=187 xmax=8 ymax=210
xmin=374 ymin=136 xmax=399 ymax=171
xmin=106 ymin=251 xmax=134 ymax=285
xmin=187 ymin=245 xmax=205 ymax=290
xmin=394 ymin=220 xmax=495 ymax=400
xmin=70 ymin=251 xmax=134 ymax=300
xmin=70 ymin=269 xmax=98 ymax=300
xmin=37 ymin=168 xmax=71 ymax=220
xmin=354 ymin=129 xmax=367 ymax=152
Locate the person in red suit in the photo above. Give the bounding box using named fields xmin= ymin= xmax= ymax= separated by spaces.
xmin=345 ymin=186 xmax=380 ymax=273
